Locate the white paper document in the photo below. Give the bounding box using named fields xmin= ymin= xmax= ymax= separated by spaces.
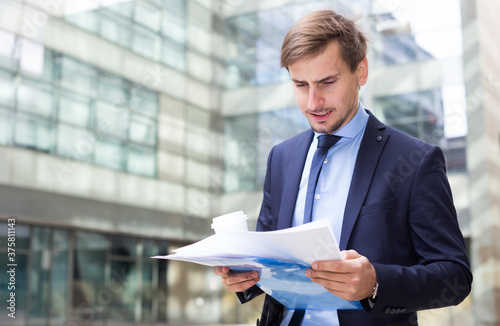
xmin=153 ymin=219 xmax=362 ymax=310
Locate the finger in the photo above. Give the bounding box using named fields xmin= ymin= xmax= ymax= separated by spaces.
xmin=310 ymin=277 xmax=362 ymax=301
xmin=307 ymin=267 xmax=356 ymax=286
xmin=225 ymin=277 xmax=260 ymax=292
xmin=225 ymin=271 xmax=259 ymax=286
xmin=224 ymin=271 xmax=260 ymax=292
xmin=341 ymin=250 xmax=360 ymax=260
xmin=214 ymin=266 xmax=230 ymax=276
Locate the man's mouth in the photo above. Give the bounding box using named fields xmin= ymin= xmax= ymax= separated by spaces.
xmin=310 ymin=110 xmax=333 ymax=122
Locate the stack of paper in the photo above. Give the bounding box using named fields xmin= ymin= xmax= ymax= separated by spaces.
xmin=153 ymin=219 xmax=362 ymax=310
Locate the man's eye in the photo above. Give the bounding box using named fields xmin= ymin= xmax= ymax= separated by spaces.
xmin=324 ymin=81 xmax=335 ymax=85
xmin=296 ymin=83 xmax=307 ymax=88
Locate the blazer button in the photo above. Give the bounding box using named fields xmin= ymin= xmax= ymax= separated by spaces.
xmin=384 ymin=308 xmax=391 ymax=314
xmin=376 ymin=136 xmax=383 ymax=142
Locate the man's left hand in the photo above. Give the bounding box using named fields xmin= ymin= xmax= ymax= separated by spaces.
xmin=306 ymin=249 xmax=377 ymax=301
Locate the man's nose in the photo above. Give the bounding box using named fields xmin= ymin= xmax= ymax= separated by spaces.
xmin=307 ymin=87 xmax=324 ymax=111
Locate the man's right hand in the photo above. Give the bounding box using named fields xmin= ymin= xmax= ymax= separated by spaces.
xmin=214 ymin=266 xmax=260 ymax=292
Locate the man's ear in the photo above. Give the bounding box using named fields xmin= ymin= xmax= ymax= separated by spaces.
xmin=357 ymin=58 xmax=369 ymax=86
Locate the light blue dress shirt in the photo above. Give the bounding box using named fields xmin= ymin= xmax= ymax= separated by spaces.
xmin=280 ymin=102 xmax=369 ymax=326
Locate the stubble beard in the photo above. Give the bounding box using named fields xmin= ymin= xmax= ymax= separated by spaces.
xmin=310 ymin=104 xmax=356 ymax=135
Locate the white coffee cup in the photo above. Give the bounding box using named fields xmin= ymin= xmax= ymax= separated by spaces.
xmin=211 ymin=211 xmax=249 ymax=233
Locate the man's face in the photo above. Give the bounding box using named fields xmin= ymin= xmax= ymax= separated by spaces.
xmin=288 ymin=41 xmax=368 ymax=135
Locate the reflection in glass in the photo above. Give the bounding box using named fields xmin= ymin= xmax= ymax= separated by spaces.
xmin=130 ymin=86 xmax=158 ymax=117
xmin=127 ymin=145 xmax=156 ymax=177
xmin=99 ymin=73 xmax=128 ymax=105
xmin=94 ymin=137 xmax=126 ymax=171
xmin=134 ymin=0 xmax=161 ymax=32
xmin=100 ymin=10 xmax=132 ymax=48
xmin=19 ymin=39 xmax=49 ymax=78
xmin=0 ymin=29 xmax=20 ymax=71
xmin=162 ymin=39 xmax=186 ymax=71
xmin=141 ymin=262 xmax=154 ymax=322
xmin=0 ymin=69 xmax=14 ymax=106
xmin=59 ymin=91 xmax=91 ymax=128
xmin=105 ymin=0 xmax=133 ymax=19
xmin=72 ymin=232 xmax=107 ymax=322
xmin=111 ymin=235 xmax=137 ymax=257
xmin=30 ymin=227 xmax=52 ymax=324
xmin=162 ymin=11 xmax=186 ymax=45
xmin=110 ymin=260 xmax=137 ymax=323
xmin=132 ymin=25 xmax=161 ymax=60
xmin=129 ymin=114 xmax=156 ymax=145
xmin=51 ymin=249 xmax=69 ymax=324
xmin=56 ymin=124 xmax=94 ymax=162
xmin=59 ymin=57 xmax=98 ymax=97
xmin=17 ymin=79 xmax=55 ymax=118
xmin=15 ymin=113 xmax=55 ymax=153
xmin=64 ymin=5 xmax=100 ymax=34
xmin=95 ymin=100 xmax=129 ymax=140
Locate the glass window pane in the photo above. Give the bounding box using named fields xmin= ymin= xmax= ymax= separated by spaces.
xmin=59 ymin=57 xmax=98 ymax=97
xmin=129 ymin=114 xmax=156 ymax=145
xmin=99 ymin=74 xmax=128 ymax=105
xmin=130 ymin=86 xmax=158 ymax=117
xmin=73 ymin=231 xmax=107 ymax=321
xmin=132 ymin=25 xmax=161 ymax=60
xmin=32 ymin=226 xmax=51 ymax=249
xmin=100 ymin=10 xmax=132 ymax=48
xmin=142 ymin=239 xmax=162 ymax=256
xmin=127 ymin=145 xmax=156 ymax=177
xmin=135 ymin=0 xmax=161 ymax=32
xmin=15 ymin=113 xmax=55 ymax=153
xmin=163 ymin=0 xmax=185 ymax=16
xmin=162 ymin=11 xmax=186 ymax=44
xmin=95 ymin=100 xmax=129 ymax=140
xmin=0 ymin=108 xmax=13 ymax=145
xmin=56 ymin=125 xmax=94 ymax=163
xmin=51 ymin=249 xmax=69 ymax=322
xmin=53 ymin=229 xmax=69 ymax=249
xmin=17 ymin=79 xmax=55 ymax=118
xmin=94 ymin=137 xmax=126 ymax=170
xmin=0 ymin=29 xmax=20 ymax=71
xmin=30 ymin=227 xmax=52 ymax=322
xmin=141 ymin=262 xmax=153 ymax=322
xmin=109 ymin=260 xmax=137 ymax=322
xmin=0 ymin=69 xmax=15 ymax=106
xmin=64 ymin=3 xmax=100 ymax=34
xmin=103 ymin=0 xmax=133 ymax=18
xmin=161 ymin=39 xmax=185 ymax=71
xmin=110 ymin=235 xmax=137 ymax=257
xmin=59 ymin=91 xmax=91 ymax=128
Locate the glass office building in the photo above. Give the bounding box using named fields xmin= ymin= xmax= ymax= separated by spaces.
xmin=0 ymin=0 xmax=498 ymax=325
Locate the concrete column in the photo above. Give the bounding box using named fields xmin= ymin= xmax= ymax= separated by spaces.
xmin=463 ymin=0 xmax=500 ymax=324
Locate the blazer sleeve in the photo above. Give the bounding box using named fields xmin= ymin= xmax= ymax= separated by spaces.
xmin=366 ymin=145 xmax=472 ymax=316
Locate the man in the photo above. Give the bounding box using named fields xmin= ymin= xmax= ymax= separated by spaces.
xmin=215 ymin=9 xmax=472 ymax=326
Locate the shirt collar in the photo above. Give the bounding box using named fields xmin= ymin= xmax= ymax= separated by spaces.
xmin=314 ymin=101 xmax=369 ymax=139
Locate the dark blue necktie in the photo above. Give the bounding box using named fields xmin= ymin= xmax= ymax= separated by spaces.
xmin=290 ymin=135 xmax=341 ymax=326
xmin=303 ymin=134 xmax=342 ymax=224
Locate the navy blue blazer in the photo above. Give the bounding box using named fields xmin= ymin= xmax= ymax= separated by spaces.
xmin=239 ymin=110 xmax=472 ymax=326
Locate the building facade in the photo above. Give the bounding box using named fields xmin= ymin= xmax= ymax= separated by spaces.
xmin=0 ymin=0 xmax=498 ymax=325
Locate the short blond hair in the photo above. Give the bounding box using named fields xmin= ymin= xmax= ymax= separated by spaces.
xmin=281 ymin=9 xmax=368 ymax=72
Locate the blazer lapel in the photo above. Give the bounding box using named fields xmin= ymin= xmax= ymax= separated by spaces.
xmin=277 ymin=129 xmax=314 ymax=230
xmin=339 ymin=111 xmax=389 ymax=250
